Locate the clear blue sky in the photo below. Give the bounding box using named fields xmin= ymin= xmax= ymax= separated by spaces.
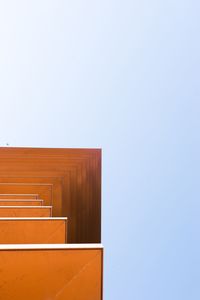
xmin=0 ymin=1 xmax=200 ymax=299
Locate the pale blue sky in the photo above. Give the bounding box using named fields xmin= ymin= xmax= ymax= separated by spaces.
xmin=0 ymin=1 xmax=200 ymax=299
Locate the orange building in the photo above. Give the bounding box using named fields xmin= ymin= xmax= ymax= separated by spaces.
xmin=0 ymin=147 xmax=103 ymax=300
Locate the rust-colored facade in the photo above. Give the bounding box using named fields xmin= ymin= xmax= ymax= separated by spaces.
xmin=0 ymin=147 xmax=103 ymax=300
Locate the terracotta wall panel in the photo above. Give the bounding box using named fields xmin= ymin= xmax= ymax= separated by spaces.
xmin=0 ymin=245 xmax=103 ymax=300
xmin=0 ymin=206 xmax=52 ymax=217
xmin=0 ymin=200 xmax=43 ymax=206
xmin=0 ymin=218 xmax=67 ymax=244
